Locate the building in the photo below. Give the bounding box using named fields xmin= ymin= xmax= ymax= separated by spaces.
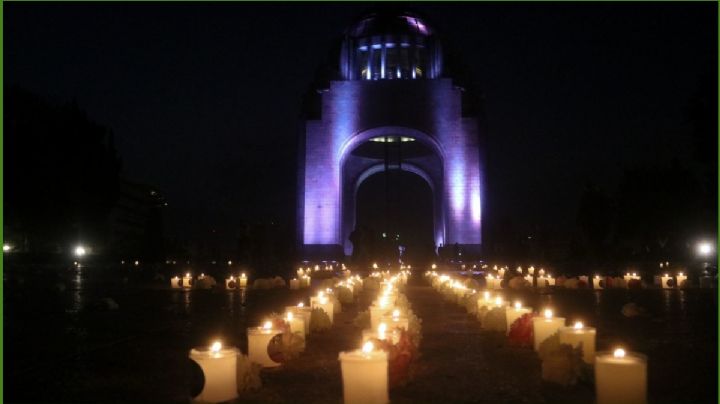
xmin=298 ymin=11 xmax=485 ymax=259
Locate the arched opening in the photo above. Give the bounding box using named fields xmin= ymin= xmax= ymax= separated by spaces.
xmin=352 ymin=170 xmax=435 ymax=264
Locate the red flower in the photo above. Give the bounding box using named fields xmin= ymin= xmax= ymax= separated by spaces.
xmin=508 ymin=313 xmax=535 ymax=348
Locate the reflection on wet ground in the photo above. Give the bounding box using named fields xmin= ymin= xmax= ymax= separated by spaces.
xmin=4 ymin=265 xmax=717 ymax=403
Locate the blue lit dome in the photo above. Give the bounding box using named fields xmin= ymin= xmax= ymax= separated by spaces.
xmin=339 ymin=11 xmax=443 ymax=80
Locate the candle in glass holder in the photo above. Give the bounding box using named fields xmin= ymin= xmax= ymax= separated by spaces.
xmin=595 ymin=348 xmax=647 ymax=404
xmin=528 ymin=266 xmax=535 ymax=275
xmin=312 ymin=295 xmax=334 ymax=324
xmin=339 ymin=342 xmax=389 ymax=404
xmin=285 ymin=311 xmax=305 ymax=336
xmin=532 ymin=309 xmax=566 ymax=351
xmin=660 ymin=274 xmax=673 ymax=289
xmin=247 ymin=321 xmax=281 ymax=367
xmin=225 ymin=276 xmax=237 ymax=290
xmin=558 ymin=321 xmax=596 ymax=363
xmin=238 ymin=273 xmax=248 ymax=288
xmin=189 ymin=341 xmax=239 ymax=403
xmin=289 ymin=278 xmax=300 ymax=290
xmin=676 ymin=272 xmax=687 ymax=288
xmin=170 ymin=276 xmax=182 ymax=289
xmin=286 ymin=303 xmax=312 ymax=335
xmin=182 ymin=273 xmax=193 ymax=288
xmin=593 ymin=275 xmax=603 ymax=290
xmin=506 ymin=301 xmax=531 ymax=334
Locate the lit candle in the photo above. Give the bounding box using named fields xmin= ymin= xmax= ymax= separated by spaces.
xmin=593 ymin=275 xmax=603 ymax=290
xmin=595 ymin=348 xmax=647 ymax=404
xmin=312 ymin=295 xmax=334 ymax=324
xmin=498 ymin=268 xmax=506 ymax=278
xmin=290 ymin=278 xmax=300 ymax=290
xmin=247 ymin=321 xmax=281 ymax=367
xmin=676 ymin=272 xmax=687 ymax=288
xmin=225 ymin=275 xmax=236 ymax=290
xmin=286 ymin=302 xmax=311 ymax=335
xmin=339 ymin=342 xmax=389 ymax=404
xmin=285 ymin=311 xmax=305 ymax=337
xmin=558 ymin=321 xmax=596 ymax=363
xmin=505 ymin=301 xmax=531 ymax=334
xmin=532 ymin=309 xmax=566 ymax=351
xmin=239 ymin=273 xmax=248 ymax=288
xmin=170 ymin=276 xmax=182 ymax=289
xmin=182 ymin=273 xmax=192 ymax=288
xmin=189 ymin=341 xmax=239 ymax=403
xmin=661 ymin=273 xmax=673 ymax=289
xmin=528 ymin=266 xmax=535 ymax=275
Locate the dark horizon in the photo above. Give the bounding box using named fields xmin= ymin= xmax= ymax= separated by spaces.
xmin=5 ymin=2 xmax=717 ymax=261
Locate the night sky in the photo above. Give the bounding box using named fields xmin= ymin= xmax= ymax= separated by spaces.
xmin=6 ymin=3 xmax=716 ymax=243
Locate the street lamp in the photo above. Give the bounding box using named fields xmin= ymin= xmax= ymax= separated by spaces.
xmin=74 ymin=245 xmax=87 ymax=257
xmin=697 ymin=241 xmax=713 ymax=257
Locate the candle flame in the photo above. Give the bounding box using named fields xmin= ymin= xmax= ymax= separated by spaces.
xmin=495 ymin=296 xmax=503 ymax=306
xmin=186 ymin=273 xmax=190 ymax=278
xmin=574 ymin=321 xmax=583 ymax=329
xmin=298 ymin=302 xmax=304 ymax=308
xmin=613 ymin=348 xmax=626 ymax=358
xmin=665 ymin=273 xmax=669 ymax=277
xmin=240 ymin=273 xmax=246 ymax=278
xmin=392 ymin=309 xmax=400 ymax=318
xmin=319 ymin=296 xmax=328 ymax=305
xmin=514 ymin=301 xmax=522 ymax=309
xmin=378 ymin=322 xmax=387 ymax=334
xmin=362 ymin=341 xmax=374 ymax=353
xmin=483 ymin=291 xmax=490 ymax=300
xmin=211 ymin=341 xmax=222 ymax=353
xmin=544 ymin=309 xmax=553 ymax=319
xmin=286 ymin=312 xmax=293 ymax=321
xmin=679 ymin=272 xmax=684 ymax=276
xmin=318 ymin=291 xmax=325 ymax=298
xmin=263 ymin=321 xmax=272 ymax=330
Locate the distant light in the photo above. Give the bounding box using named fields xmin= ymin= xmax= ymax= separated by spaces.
xmin=74 ymin=246 xmax=87 ymax=257
xmin=697 ymin=242 xmax=713 ymax=257
xmin=369 ymin=136 xmax=415 ymax=143
xmin=3 ymin=244 xmax=11 ymax=253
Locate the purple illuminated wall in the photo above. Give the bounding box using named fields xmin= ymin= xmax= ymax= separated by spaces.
xmin=299 ymin=78 xmax=483 ymax=258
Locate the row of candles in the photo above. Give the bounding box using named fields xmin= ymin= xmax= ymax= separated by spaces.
xmin=427 ymin=271 xmax=647 ymax=404
xmin=170 ymin=273 xmax=248 ymax=289
xmin=339 ymin=271 xmax=412 ymax=404
xmin=188 ymin=270 xmax=365 ymax=402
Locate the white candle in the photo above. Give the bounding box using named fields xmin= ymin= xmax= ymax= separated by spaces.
xmin=623 ymin=273 xmax=633 ymax=283
xmin=536 ymin=276 xmax=548 ymax=288
xmin=506 ymin=302 xmax=531 ymax=335
xmin=593 ymin=276 xmax=603 ymax=289
xmin=225 ymin=276 xmax=237 ymax=290
xmin=247 ymin=321 xmax=281 ymax=367
xmin=170 ymin=276 xmax=182 ymax=289
xmin=528 ymin=266 xmax=535 ymax=275
xmin=498 ymin=268 xmax=506 ymax=278
xmin=312 ymin=295 xmax=334 ymax=324
xmin=558 ymin=321 xmax=596 ymax=363
xmin=239 ymin=273 xmax=248 ymax=288
xmin=285 ymin=311 xmax=305 ymax=336
xmin=189 ymin=341 xmax=239 ymax=403
xmin=595 ymin=348 xmax=647 ymax=404
xmin=286 ymin=303 xmax=312 ymax=336
xmin=676 ymin=272 xmax=687 ymax=288
xmin=290 ymin=278 xmax=300 ymax=290
xmin=182 ymin=273 xmax=192 ymax=288
xmin=661 ymin=274 xmax=673 ymax=289
xmin=339 ymin=342 xmax=389 ymax=404
xmin=532 ymin=309 xmax=566 ymax=351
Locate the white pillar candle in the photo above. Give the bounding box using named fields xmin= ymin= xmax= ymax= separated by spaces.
xmin=676 ymin=273 xmax=687 ymax=288
xmin=238 ymin=274 xmax=248 ymax=288
xmin=247 ymin=322 xmax=281 ymax=368
xmin=170 ymin=276 xmax=182 ymax=289
xmin=532 ymin=309 xmax=566 ymax=351
xmin=524 ymin=274 xmax=533 ymax=285
xmin=225 ymin=276 xmax=237 ymax=290
xmin=558 ymin=321 xmax=596 ymax=363
xmin=536 ymin=276 xmax=547 ymax=288
xmin=287 ymin=304 xmax=312 ymax=336
xmin=505 ymin=302 xmax=531 ymax=334
xmin=190 ymin=342 xmax=240 ymax=403
xmin=546 ymin=276 xmax=555 ymax=286
xmin=182 ymin=273 xmax=193 ymax=288
xmin=498 ymin=268 xmax=506 ymax=278
xmin=593 ymin=276 xmax=603 ymax=290
xmin=528 ymin=266 xmax=535 ymax=275
xmin=312 ymin=296 xmax=334 ymax=324
xmin=285 ymin=312 xmax=305 ymax=337
xmin=189 ymin=342 xmax=239 ymax=403
xmin=661 ymin=274 xmax=673 ymax=289
xmin=623 ymin=273 xmax=633 ymax=283
xmin=595 ymin=348 xmax=647 ymax=404
xmin=339 ymin=342 xmax=389 ymax=404
xmin=289 ymin=278 xmax=300 ymax=290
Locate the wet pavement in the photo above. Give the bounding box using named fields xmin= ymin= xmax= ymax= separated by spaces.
xmin=4 ymin=266 xmax=717 ymax=403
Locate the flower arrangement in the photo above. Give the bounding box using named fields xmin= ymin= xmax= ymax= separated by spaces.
xmin=508 ymin=313 xmax=535 ymax=348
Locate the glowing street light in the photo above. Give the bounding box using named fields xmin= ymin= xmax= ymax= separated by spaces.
xmin=74 ymin=245 xmax=87 ymax=257
xmin=697 ymin=242 xmax=713 ymax=257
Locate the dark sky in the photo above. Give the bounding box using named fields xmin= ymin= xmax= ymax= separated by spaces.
xmin=6 ymin=3 xmax=717 ymax=242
